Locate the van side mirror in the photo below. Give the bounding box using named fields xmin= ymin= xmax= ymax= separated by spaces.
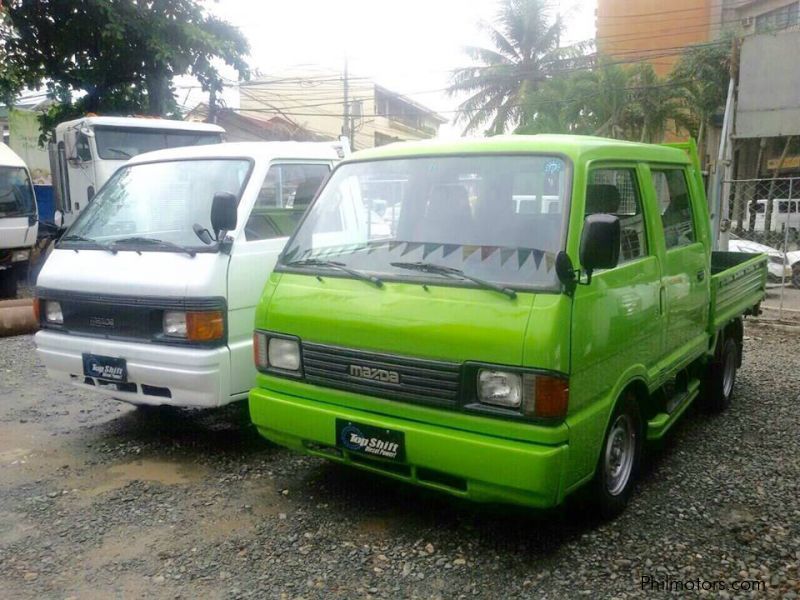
xmin=211 ymin=192 xmax=238 ymax=237
xmin=580 ymin=214 xmax=620 ymax=281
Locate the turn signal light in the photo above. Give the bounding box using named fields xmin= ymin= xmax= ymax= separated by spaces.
xmin=33 ymin=298 xmax=40 ymax=322
xmin=186 ymin=311 xmax=224 ymax=342
xmin=532 ymin=375 xmax=569 ymax=419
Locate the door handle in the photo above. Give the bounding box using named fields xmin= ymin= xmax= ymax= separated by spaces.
xmin=696 ymin=269 xmax=705 ymax=282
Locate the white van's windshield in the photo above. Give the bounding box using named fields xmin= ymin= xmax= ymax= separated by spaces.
xmin=0 ymin=166 xmax=36 ymax=218
xmin=280 ymin=155 xmax=569 ymax=289
xmin=62 ymin=158 xmax=251 ymax=251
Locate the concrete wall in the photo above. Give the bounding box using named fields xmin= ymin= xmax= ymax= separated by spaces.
xmin=736 ymin=29 xmax=800 ymax=137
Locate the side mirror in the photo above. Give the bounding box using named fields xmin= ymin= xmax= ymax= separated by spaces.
xmin=211 ymin=192 xmax=238 ymax=237
xmin=580 ymin=213 xmax=620 ymax=278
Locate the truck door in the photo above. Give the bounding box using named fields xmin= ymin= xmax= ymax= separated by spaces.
xmin=226 ymin=161 xmax=332 ymax=398
xmin=647 ymin=166 xmax=709 ymax=362
xmin=571 ymin=165 xmax=663 ymax=393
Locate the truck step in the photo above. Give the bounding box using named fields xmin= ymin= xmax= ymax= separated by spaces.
xmin=646 ymin=378 xmax=701 ymax=441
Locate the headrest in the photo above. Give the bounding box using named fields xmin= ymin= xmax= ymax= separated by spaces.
xmin=426 ymin=184 xmax=470 ymax=217
xmin=585 ymin=184 xmax=621 ymax=214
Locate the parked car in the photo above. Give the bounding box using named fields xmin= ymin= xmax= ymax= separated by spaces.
xmin=248 ymin=135 xmax=767 ymax=517
xmin=0 ymin=143 xmax=37 ymax=298
xmin=788 ymin=249 xmax=800 ymax=288
xmin=727 ymin=233 xmax=792 ymax=282
xmin=35 ymin=141 xmax=343 ymax=408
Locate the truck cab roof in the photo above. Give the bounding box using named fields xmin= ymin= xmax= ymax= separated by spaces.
xmin=0 ymin=142 xmax=28 ymax=169
xmin=347 ymin=134 xmax=691 ymax=166
xmin=55 ymin=116 xmax=225 ymax=134
xmin=125 ymin=141 xmax=345 ymax=166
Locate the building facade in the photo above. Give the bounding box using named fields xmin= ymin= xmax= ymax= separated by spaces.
xmin=239 ymin=70 xmax=445 ymax=151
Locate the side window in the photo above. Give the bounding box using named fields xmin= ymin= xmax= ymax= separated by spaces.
xmin=652 ymin=169 xmax=695 ymax=249
xmin=75 ymin=132 xmax=93 ymax=162
xmin=587 ymin=167 xmax=648 ymax=263
xmin=245 ymin=163 xmax=330 ymax=241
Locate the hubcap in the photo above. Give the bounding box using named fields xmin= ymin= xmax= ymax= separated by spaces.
xmin=722 ymin=344 xmax=736 ymax=398
xmin=605 ymin=414 xmax=635 ymax=496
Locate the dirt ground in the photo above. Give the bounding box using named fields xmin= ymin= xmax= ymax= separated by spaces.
xmin=0 ymin=323 xmax=798 ymax=599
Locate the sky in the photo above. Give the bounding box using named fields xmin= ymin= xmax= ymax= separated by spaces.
xmin=198 ymin=0 xmax=597 ymax=137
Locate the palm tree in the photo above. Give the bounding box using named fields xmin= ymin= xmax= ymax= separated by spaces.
xmin=627 ymin=63 xmax=690 ymax=143
xmin=449 ymin=0 xmax=573 ymax=135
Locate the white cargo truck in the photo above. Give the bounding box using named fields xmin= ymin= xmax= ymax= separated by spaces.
xmin=0 ymin=143 xmax=37 ymax=298
xmin=49 ymin=116 xmax=225 ymax=228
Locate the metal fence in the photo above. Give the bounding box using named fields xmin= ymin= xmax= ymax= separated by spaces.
xmin=723 ymin=177 xmax=799 ymax=320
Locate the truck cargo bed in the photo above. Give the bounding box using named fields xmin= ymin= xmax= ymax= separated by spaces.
xmin=709 ymin=251 xmax=767 ymax=331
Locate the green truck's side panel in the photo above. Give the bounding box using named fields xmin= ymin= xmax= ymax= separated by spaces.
xmin=249 ymin=134 xmax=767 ymax=509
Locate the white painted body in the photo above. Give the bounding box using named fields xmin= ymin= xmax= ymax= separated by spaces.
xmin=0 ymin=143 xmax=37 ymax=274
xmin=35 ymin=141 xmax=341 ymax=407
xmin=51 ymin=117 xmax=225 ymax=228
xmin=742 ymin=198 xmax=800 ymax=235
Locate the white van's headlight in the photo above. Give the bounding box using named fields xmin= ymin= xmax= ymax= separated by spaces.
xmin=44 ymin=300 xmax=63 ymax=324
xmin=163 ymin=311 xmax=187 ymax=337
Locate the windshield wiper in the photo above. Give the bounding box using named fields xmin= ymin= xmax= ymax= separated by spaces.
xmin=390 ymin=261 xmax=517 ymax=299
xmin=105 ymin=147 xmax=132 ymax=158
xmin=286 ymin=258 xmax=383 ymax=288
xmin=112 ymin=236 xmax=197 ymax=257
xmin=59 ymin=234 xmax=116 ymax=254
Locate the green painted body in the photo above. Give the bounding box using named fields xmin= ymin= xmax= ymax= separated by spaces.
xmin=249 ymin=135 xmax=767 ymax=508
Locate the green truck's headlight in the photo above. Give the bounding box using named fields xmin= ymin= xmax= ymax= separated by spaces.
xmin=254 ymin=331 xmax=302 ymax=374
xmin=477 ymin=370 xmax=522 ymax=408
xmin=476 ymin=368 xmax=569 ymax=420
xmin=269 ymin=338 xmax=301 ymax=371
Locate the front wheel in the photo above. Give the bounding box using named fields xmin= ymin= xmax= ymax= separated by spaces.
xmin=792 ymin=263 xmax=800 ymax=289
xmin=591 ymin=393 xmax=642 ymax=518
xmin=701 ymin=336 xmax=739 ymax=413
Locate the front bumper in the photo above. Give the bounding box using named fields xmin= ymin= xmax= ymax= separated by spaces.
xmin=249 ymin=387 xmax=569 ymax=508
xmin=35 ymin=330 xmax=236 ymax=407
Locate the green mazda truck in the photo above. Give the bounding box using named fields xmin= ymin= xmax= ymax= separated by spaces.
xmin=248 ymin=135 xmax=767 ymax=516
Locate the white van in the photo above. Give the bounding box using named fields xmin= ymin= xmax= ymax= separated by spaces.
xmin=35 ymin=142 xmax=341 ymax=407
xmin=0 ymin=143 xmax=37 ymax=298
xmin=744 ymin=198 xmax=800 ymax=237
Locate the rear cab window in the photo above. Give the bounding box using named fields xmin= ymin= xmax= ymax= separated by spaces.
xmin=245 ymin=163 xmax=331 ymax=241
xmin=651 ymin=168 xmax=696 ymax=249
xmin=585 ymin=166 xmax=648 ymax=263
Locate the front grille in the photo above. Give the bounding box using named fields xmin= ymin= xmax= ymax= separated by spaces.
xmin=36 ymin=288 xmax=226 ymax=346
xmin=62 ymin=300 xmax=161 ymax=339
xmin=301 ymin=342 xmax=461 ymax=408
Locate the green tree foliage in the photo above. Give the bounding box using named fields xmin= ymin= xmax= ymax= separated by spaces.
xmin=671 ymin=37 xmax=733 ymax=153
xmin=448 ymin=0 xmax=586 ymax=135
xmin=0 ymin=0 xmax=249 ymax=139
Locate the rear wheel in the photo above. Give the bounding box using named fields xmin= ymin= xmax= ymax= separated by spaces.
xmin=701 ymin=336 xmax=739 ymax=413
xmin=591 ymin=392 xmax=642 ymax=518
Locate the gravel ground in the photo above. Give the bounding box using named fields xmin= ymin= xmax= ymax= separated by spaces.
xmin=0 ymin=324 xmax=798 ymax=599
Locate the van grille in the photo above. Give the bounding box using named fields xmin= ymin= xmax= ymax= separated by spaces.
xmin=301 ymin=342 xmax=461 ymax=408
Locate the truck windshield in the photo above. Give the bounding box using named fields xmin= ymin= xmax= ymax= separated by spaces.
xmin=94 ymin=127 xmax=222 ymax=160
xmin=62 ymin=158 xmax=251 ymax=250
xmin=281 ymin=155 xmax=570 ymax=289
xmin=0 ymin=166 xmax=36 ymax=218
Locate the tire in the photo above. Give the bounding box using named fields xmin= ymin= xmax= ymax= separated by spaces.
xmin=792 ymin=263 xmax=800 ymax=289
xmin=591 ymin=392 xmax=642 ymax=518
xmin=701 ymin=336 xmax=739 ymax=413
xmin=0 ymin=269 xmax=17 ymax=299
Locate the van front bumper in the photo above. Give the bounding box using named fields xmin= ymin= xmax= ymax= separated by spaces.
xmin=35 ymin=330 xmax=236 ymax=408
xmin=249 ymin=387 xmax=569 ymax=508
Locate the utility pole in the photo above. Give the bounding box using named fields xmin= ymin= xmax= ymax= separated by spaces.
xmin=342 ymin=57 xmax=351 ymax=150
